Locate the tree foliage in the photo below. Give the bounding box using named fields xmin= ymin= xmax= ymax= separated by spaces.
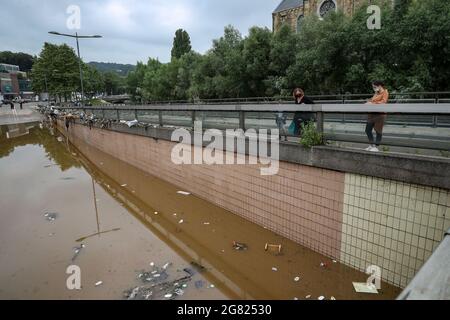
xmin=126 ymin=0 xmax=450 ymax=101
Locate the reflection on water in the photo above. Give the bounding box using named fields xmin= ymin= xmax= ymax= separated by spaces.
xmin=0 ymin=122 xmax=401 ymax=300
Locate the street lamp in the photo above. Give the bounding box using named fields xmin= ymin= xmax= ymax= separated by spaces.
xmin=48 ymin=31 xmax=102 ymax=106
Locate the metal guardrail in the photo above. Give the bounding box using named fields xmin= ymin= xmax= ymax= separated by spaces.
xmin=397 ymin=228 xmax=450 ymax=300
xmin=51 ymin=103 xmax=450 ymax=151
xmin=57 ymin=91 xmax=450 ymax=107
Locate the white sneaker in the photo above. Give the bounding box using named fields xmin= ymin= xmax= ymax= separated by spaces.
xmin=370 ymin=146 xmax=379 ymax=152
xmin=365 ymin=145 xmax=374 ymax=151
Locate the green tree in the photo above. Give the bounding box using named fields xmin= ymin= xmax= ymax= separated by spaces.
xmin=31 ymin=43 xmax=80 ymax=101
xmin=242 ymin=27 xmax=273 ymax=97
xmin=171 ymin=29 xmax=192 ymax=60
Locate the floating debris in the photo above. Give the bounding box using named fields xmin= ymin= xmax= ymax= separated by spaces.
xmin=125 ymin=266 xmax=193 ymax=300
xmin=48 ymin=233 xmax=55 ymax=237
xmin=320 ymin=262 xmax=328 ymax=268
xmin=265 ymin=243 xmax=282 ymax=254
xmin=72 ymin=244 xmax=86 ymax=262
xmin=332 ymin=260 xmax=337 ymax=263
xmin=272 ymin=267 xmax=278 ymax=272
xmin=318 ymin=296 xmax=325 ymax=300
xmin=174 ymin=288 xmax=184 ymax=296
xmin=177 ymin=191 xmax=191 ymax=196
xmin=195 ymin=280 xmax=205 ymax=289
xmin=95 ymin=281 xmax=103 ymax=287
xmin=150 ymin=262 xmax=155 ymax=267
xmin=57 ymin=137 xmax=63 ymax=142
xmin=305 ymin=295 xmax=311 ymax=299
xmin=178 ymin=219 xmax=184 ymax=224
xmin=331 ymin=296 xmax=336 ymax=300
xmin=121 ymin=184 xmax=127 ymax=187
xmin=209 ymin=284 xmax=215 ymax=289
xmin=44 ymin=212 xmax=58 ymax=222
xmin=352 ymin=282 xmax=379 ymax=294
xmin=294 ymin=276 xmax=300 ymax=282
xmin=162 ymin=262 xmax=172 ymax=270
xmin=203 ymin=222 xmax=210 ymax=225
xmin=154 ymin=211 xmax=158 ymax=215
xmin=232 ymin=241 xmax=248 ymax=251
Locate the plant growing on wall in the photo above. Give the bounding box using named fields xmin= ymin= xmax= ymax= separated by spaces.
xmin=299 ymin=122 xmax=323 ymax=148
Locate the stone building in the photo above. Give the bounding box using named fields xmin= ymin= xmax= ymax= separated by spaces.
xmin=273 ymin=0 xmax=368 ymax=33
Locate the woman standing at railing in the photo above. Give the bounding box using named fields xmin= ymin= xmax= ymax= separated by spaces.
xmin=365 ymin=81 xmax=389 ymax=152
xmin=292 ymin=88 xmax=315 ymax=136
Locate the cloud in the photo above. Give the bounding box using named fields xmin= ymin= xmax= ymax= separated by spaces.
xmin=0 ymin=0 xmax=281 ymax=64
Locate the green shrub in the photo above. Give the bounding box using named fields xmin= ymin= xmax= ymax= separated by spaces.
xmin=299 ymin=122 xmax=323 ymax=148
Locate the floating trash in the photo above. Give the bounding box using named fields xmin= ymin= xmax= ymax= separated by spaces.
xmin=265 ymin=243 xmax=282 ymax=254
xmin=305 ymin=295 xmax=311 ymax=299
xmin=318 ymin=296 xmax=325 ymax=300
xmin=331 ymin=296 xmax=336 ymax=300
xmin=174 ymin=288 xmax=184 ymax=296
xmin=72 ymin=244 xmax=86 ymax=262
xmin=272 ymin=267 xmax=278 ymax=272
xmin=209 ymin=284 xmax=215 ymax=289
xmin=203 ymin=222 xmax=210 ymax=225
xmin=320 ymin=262 xmax=328 ymax=268
xmin=95 ymin=281 xmax=103 ymax=287
xmin=150 ymin=262 xmax=155 ymax=267
xmin=294 ymin=276 xmax=300 ymax=282
xmin=232 ymin=241 xmax=248 ymax=251
xmin=164 ymin=293 xmax=173 ymax=299
xmin=121 ymin=184 xmax=127 ymax=187
xmin=57 ymin=137 xmax=63 ymax=142
xmin=332 ymin=260 xmax=337 ymax=263
xmin=352 ymin=282 xmax=379 ymax=294
xmin=162 ymin=262 xmax=172 ymax=270
xmin=177 ymin=191 xmax=191 ymax=196
xmin=154 ymin=212 xmax=158 ymax=215
xmin=178 ymin=219 xmax=184 ymax=224
xmin=44 ymin=212 xmax=58 ymax=222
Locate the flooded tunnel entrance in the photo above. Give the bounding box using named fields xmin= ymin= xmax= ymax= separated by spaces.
xmin=0 ymin=122 xmax=401 ymax=300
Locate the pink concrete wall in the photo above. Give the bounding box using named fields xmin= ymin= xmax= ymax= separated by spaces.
xmin=64 ymin=123 xmax=345 ymax=259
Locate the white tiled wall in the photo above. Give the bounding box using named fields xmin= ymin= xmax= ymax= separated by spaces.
xmin=340 ymin=173 xmax=450 ymax=288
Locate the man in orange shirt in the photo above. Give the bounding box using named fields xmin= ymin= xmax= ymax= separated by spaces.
xmin=365 ymin=81 xmax=389 ymax=152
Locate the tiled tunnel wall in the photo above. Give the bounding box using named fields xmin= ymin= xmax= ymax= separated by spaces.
xmin=60 ymin=122 xmax=450 ymax=288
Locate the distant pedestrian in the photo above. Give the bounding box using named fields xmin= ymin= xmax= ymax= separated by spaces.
xmin=275 ymin=112 xmax=287 ymax=141
xmin=292 ymin=88 xmax=315 ymax=136
xmin=365 ymin=81 xmax=389 ymax=152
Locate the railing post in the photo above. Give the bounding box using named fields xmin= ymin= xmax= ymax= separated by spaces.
xmin=134 ymin=109 xmax=138 ymax=120
xmin=239 ymin=111 xmax=245 ymax=130
xmin=116 ymin=109 xmax=120 ymax=122
xmin=158 ymin=110 xmax=163 ymax=127
xmin=316 ymin=110 xmax=324 ymax=138
xmin=102 ymin=108 xmax=105 ymax=119
xmin=192 ymin=110 xmax=196 ymax=129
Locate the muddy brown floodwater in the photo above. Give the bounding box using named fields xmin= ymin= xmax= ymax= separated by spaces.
xmin=0 ymin=122 xmax=402 ymax=300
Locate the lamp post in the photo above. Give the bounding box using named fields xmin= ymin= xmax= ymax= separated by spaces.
xmin=48 ymin=31 xmax=102 ymax=106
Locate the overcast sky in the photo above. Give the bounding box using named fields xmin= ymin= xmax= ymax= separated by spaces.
xmin=0 ymin=0 xmax=281 ymax=64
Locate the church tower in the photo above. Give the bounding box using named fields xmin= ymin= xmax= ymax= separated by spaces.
xmin=272 ymin=0 xmax=367 ymax=33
